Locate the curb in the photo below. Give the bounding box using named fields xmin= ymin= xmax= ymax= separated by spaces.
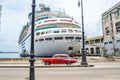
xmin=0 ymin=65 xmax=94 ymax=68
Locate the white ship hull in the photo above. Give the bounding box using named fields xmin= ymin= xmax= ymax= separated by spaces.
xmin=35 ymin=34 xmax=81 ymax=57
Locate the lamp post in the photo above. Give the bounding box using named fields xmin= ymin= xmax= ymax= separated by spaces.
xmin=78 ymin=0 xmax=88 ymax=65
xmin=29 ymin=0 xmax=36 ymax=80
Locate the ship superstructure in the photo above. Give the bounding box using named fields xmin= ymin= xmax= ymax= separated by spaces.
xmin=18 ymin=4 xmax=82 ymax=57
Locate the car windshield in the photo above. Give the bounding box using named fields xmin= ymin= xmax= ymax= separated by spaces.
xmin=53 ymin=54 xmax=70 ymax=58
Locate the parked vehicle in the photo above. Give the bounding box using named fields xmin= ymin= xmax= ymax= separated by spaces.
xmin=41 ymin=54 xmax=77 ymax=65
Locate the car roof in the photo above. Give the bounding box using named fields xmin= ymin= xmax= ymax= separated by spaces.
xmin=54 ymin=54 xmax=68 ymax=56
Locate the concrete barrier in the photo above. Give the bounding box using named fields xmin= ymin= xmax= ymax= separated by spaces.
xmin=0 ymin=58 xmax=41 ymax=62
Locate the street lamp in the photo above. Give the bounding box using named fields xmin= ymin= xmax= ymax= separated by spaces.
xmin=29 ymin=0 xmax=36 ymax=80
xmin=78 ymin=0 xmax=88 ymax=65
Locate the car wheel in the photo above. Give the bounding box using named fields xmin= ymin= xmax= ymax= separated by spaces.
xmin=66 ymin=62 xmax=71 ymax=65
xmin=45 ymin=61 xmax=51 ymax=65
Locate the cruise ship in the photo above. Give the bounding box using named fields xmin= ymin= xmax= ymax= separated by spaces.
xmin=18 ymin=4 xmax=82 ymax=57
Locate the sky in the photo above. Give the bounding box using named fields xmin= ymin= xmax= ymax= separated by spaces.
xmin=0 ymin=0 xmax=120 ymax=52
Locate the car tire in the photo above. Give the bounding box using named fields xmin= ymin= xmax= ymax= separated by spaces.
xmin=45 ymin=61 xmax=51 ymax=65
xmin=66 ymin=62 xmax=71 ymax=65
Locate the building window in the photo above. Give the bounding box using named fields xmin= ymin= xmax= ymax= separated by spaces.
xmin=109 ymin=41 xmax=112 ymax=44
xmin=105 ymin=27 xmax=110 ymax=35
xmin=86 ymin=48 xmax=89 ymax=54
xmin=85 ymin=41 xmax=89 ymax=45
xmin=103 ymin=16 xmax=109 ymax=24
xmin=90 ymin=40 xmax=94 ymax=44
xmin=117 ymin=40 xmax=120 ymax=42
xmin=95 ymin=39 xmax=100 ymax=43
xmin=115 ymin=22 xmax=120 ymax=33
xmin=115 ymin=48 xmax=119 ymax=53
xmin=114 ymin=10 xmax=119 ymax=17
xmin=90 ymin=48 xmax=94 ymax=54
xmin=96 ymin=47 xmax=100 ymax=54
xmin=101 ymin=38 xmax=103 ymax=43
xmin=104 ymin=42 xmax=108 ymax=45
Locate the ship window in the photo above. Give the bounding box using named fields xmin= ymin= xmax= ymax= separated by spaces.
xmin=75 ymin=37 xmax=81 ymax=39
xmin=41 ymin=31 xmax=45 ymax=35
xmin=45 ymin=38 xmax=52 ymax=41
xmin=68 ymin=29 xmax=73 ymax=33
xmin=61 ymin=29 xmax=67 ymax=33
xmin=53 ymin=30 xmax=60 ymax=33
xmin=39 ymin=38 xmax=44 ymax=41
xmin=68 ymin=47 xmax=73 ymax=50
xmin=54 ymin=37 xmax=63 ymax=40
xmin=35 ymin=16 xmax=49 ymax=22
xmin=36 ymin=32 xmax=40 ymax=36
xmin=46 ymin=30 xmax=51 ymax=34
xmin=74 ymin=30 xmax=79 ymax=33
xmin=65 ymin=37 xmax=74 ymax=39
xmin=75 ymin=37 xmax=81 ymax=42
xmin=78 ymin=30 xmax=81 ymax=32
xmin=35 ymin=39 xmax=38 ymax=42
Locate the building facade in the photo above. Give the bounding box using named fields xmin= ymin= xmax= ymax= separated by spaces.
xmin=102 ymin=2 xmax=120 ymax=57
xmin=84 ymin=36 xmax=104 ymax=56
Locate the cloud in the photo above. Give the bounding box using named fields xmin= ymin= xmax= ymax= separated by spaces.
xmin=0 ymin=0 xmax=31 ymax=51
xmin=85 ymin=19 xmax=103 ymax=37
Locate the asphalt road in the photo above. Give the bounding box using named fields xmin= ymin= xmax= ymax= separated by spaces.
xmin=0 ymin=62 xmax=120 ymax=80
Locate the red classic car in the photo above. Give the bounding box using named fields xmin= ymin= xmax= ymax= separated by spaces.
xmin=41 ymin=54 xmax=77 ymax=65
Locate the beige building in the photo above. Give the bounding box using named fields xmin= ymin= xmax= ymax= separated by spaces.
xmin=102 ymin=2 xmax=120 ymax=56
xmin=84 ymin=36 xmax=104 ymax=56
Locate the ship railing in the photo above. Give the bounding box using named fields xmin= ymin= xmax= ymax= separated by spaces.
xmin=35 ymin=18 xmax=79 ymax=27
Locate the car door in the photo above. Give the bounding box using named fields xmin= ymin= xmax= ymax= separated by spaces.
xmin=53 ymin=56 xmax=64 ymax=64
